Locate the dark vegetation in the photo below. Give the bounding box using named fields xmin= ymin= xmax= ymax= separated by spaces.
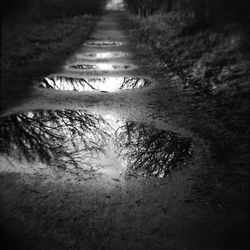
xmin=125 ymin=0 xmax=250 ymax=22
xmin=125 ymin=0 xmax=249 ymax=206
xmin=1 ymin=0 xmax=107 ymax=114
xmin=1 ymin=0 xmax=107 ymax=20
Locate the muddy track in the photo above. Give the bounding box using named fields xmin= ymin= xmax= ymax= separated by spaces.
xmin=0 ymin=10 xmax=248 ymax=250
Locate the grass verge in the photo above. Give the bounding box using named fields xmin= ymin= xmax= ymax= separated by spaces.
xmin=1 ymin=14 xmax=100 ymax=114
xmin=126 ymin=11 xmax=250 ymax=209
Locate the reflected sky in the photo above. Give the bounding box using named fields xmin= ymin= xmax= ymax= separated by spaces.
xmin=78 ymin=52 xmax=129 ymax=59
xmin=67 ymin=63 xmax=136 ymax=71
xmin=0 ymin=110 xmax=192 ymax=178
xmin=39 ymin=76 xmax=150 ymax=92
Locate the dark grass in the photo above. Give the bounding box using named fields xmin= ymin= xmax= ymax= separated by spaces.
xmin=1 ymin=1 xmax=108 ymax=114
xmin=125 ymin=11 xmax=250 ymax=211
xmin=1 ymin=0 xmax=107 ymax=19
xmin=124 ymin=0 xmax=250 ymax=21
xmin=127 ymin=12 xmax=250 ymax=161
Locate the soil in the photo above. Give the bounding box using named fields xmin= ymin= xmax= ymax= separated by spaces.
xmin=0 ymin=9 xmax=249 ymax=250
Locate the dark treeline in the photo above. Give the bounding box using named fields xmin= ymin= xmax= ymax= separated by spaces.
xmin=125 ymin=0 xmax=250 ymax=22
xmin=1 ymin=0 xmax=107 ymax=20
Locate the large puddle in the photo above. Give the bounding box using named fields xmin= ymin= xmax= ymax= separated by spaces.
xmin=66 ymin=63 xmax=137 ymax=71
xmin=39 ymin=76 xmax=151 ymax=92
xmin=0 ymin=110 xmax=192 ymax=178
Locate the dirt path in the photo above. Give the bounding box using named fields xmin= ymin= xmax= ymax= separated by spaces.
xmin=0 ymin=10 xmax=248 ymax=250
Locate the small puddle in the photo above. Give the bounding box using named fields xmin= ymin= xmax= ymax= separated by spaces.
xmin=79 ymin=52 xmax=129 ymax=59
xmin=69 ymin=64 xmax=96 ymax=70
xmin=39 ymin=76 xmax=150 ymax=92
xmin=66 ymin=63 xmax=136 ymax=71
xmin=0 ymin=110 xmax=193 ymax=178
xmin=83 ymin=41 xmax=122 ymax=47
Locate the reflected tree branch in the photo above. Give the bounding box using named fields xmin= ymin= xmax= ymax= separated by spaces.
xmin=120 ymin=77 xmax=150 ymax=89
xmin=39 ymin=76 xmax=98 ymax=91
xmin=115 ymin=121 xmax=192 ymax=178
xmin=39 ymin=76 xmax=151 ymax=92
xmin=0 ymin=110 xmax=109 ymax=174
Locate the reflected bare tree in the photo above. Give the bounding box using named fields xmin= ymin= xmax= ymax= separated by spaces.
xmin=69 ymin=64 xmax=96 ymax=70
xmin=0 ymin=110 xmax=109 ymax=173
xmin=119 ymin=77 xmax=151 ymax=89
xmin=39 ymin=76 xmax=151 ymax=92
xmin=115 ymin=121 xmax=192 ymax=178
xmin=39 ymin=76 xmax=98 ymax=91
xmin=84 ymin=41 xmax=121 ymax=46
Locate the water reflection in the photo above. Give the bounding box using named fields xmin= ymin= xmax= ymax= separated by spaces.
xmin=79 ymin=52 xmax=128 ymax=59
xmin=39 ymin=76 xmax=150 ymax=92
xmin=0 ymin=111 xmax=192 ymax=178
xmin=83 ymin=41 xmax=122 ymax=47
xmin=115 ymin=122 xmax=192 ymax=178
xmin=0 ymin=110 xmax=108 ymax=173
xmin=67 ymin=63 xmax=136 ymax=71
xmin=69 ymin=64 xmax=96 ymax=70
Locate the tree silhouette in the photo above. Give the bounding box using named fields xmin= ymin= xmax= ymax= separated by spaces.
xmin=125 ymin=0 xmax=249 ymax=21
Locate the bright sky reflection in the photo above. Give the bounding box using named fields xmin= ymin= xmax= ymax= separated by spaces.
xmin=79 ymin=52 xmax=128 ymax=59
xmin=40 ymin=76 xmax=150 ymax=92
xmin=67 ymin=63 xmax=136 ymax=71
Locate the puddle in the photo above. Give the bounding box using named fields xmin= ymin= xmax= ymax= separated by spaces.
xmin=83 ymin=41 xmax=122 ymax=47
xmin=112 ymin=64 xmax=136 ymax=70
xmin=66 ymin=63 xmax=136 ymax=71
xmin=39 ymin=76 xmax=150 ymax=92
xmin=0 ymin=110 xmax=192 ymax=178
xmin=69 ymin=64 xmax=96 ymax=70
xmin=79 ymin=52 xmax=129 ymax=59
